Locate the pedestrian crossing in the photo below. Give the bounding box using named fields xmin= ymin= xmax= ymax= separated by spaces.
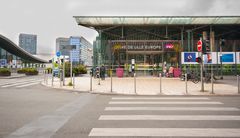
xmin=89 ymin=96 xmax=240 ymax=137
xmin=0 ymin=78 xmax=42 ymax=88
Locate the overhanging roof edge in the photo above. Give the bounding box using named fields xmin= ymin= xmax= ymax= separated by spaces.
xmin=0 ymin=34 xmax=48 ymax=63
xmin=74 ymin=16 xmax=240 ymax=29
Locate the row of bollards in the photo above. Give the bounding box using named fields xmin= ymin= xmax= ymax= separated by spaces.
xmin=45 ymin=70 xmax=240 ymax=95
xmin=238 ymin=75 xmax=240 ymax=94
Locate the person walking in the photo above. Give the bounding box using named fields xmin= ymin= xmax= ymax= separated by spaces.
xmin=100 ymin=65 xmax=106 ymax=80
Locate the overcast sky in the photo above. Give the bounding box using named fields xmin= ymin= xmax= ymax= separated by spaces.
xmin=0 ymin=0 xmax=240 ymax=55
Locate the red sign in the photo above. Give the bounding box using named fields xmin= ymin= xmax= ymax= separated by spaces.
xmin=197 ymin=40 xmax=202 ymax=52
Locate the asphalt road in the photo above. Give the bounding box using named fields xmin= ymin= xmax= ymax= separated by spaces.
xmin=0 ymin=76 xmax=240 ymax=138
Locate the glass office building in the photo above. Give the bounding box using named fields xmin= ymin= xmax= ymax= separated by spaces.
xmin=19 ymin=34 xmax=37 ymax=55
xmin=56 ymin=36 xmax=93 ymax=66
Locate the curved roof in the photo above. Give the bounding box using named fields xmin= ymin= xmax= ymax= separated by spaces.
xmin=0 ymin=35 xmax=47 ymax=63
xmin=74 ymin=16 xmax=240 ymax=27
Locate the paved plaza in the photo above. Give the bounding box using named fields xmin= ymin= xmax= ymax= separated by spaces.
xmin=43 ymin=74 xmax=240 ymax=95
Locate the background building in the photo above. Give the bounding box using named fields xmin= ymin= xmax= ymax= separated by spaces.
xmin=56 ymin=37 xmax=72 ymax=57
xmin=0 ymin=34 xmax=46 ymax=68
xmin=19 ymin=34 xmax=37 ymax=55
xmin=56 ymin=36 xmax=93 ymax=66
xmin=80 ymin=37 xmax=93 ymax=66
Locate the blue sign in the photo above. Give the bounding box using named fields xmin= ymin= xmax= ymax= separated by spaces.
xmin=0 ymin=59 xmax=7 ymax=66
xmin=70 ymin=50 xmax=80 ymax=62
xmin=56 ymin=51 xmax=61 ymax=57
xmin=221 ymin=54 xmax=234 ymax=62
xmin=184 ymin=52 xmax=196 ymax=62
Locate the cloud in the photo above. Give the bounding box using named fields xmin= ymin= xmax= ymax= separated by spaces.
xmin=1 ymin=0 xmax=240 ymax=55
xmin=66 ymin=1 xmax=82 ymax=11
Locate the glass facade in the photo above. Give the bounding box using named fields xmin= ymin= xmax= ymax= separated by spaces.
xmin=56 ymin=37 xmax=93 ymax=66
xmin=92 ymin=25 xmax=240 ymax=76
xmin=19 ymin=34 xmax=37 ymax=55
xmin=0 ymin=47 xmax=22 ymax=68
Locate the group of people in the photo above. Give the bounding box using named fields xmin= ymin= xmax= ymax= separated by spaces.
xmin=163 ymin=65 xmax=175 ymax=77
xmin=91 ymin=65 xmax=106 ymax=80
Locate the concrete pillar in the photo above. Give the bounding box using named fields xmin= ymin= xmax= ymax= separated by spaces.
xmin=210 ymin=31 xmax=215 ymax=52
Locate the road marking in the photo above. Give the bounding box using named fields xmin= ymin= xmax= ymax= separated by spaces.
xmin=99 ymin=115 xmax=240 ymax=120
xmin=6 ymin=94 xmax=95 ymax=138
xmin=89 ymin=128 xmax=240 ymax=137
xmin=109 ymin=101 xmax=223 ymax=105
xmin=105 ymin=107 xmax=240 ymax=111
xmin=0 ymin=79 xmax=36 ymax=86
xmin=16 ymin=82 xmax=40 ymax=88
xmin=1 ymin=80 xmax=42 ymax=88
xmin=112 ymin=97 xmax=210 ymax=100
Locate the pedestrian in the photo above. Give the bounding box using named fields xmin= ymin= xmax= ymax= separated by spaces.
xmin=100 ymin=65 xmax=106 ymax=80
xmin=169 ymin=66 xmax=174 ymax=77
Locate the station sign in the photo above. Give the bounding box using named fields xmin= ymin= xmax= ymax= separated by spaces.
xmin=0 ymin=59 xmax=7 ymax=66
xmin=56 ymin=51 xmax=61 ymax=57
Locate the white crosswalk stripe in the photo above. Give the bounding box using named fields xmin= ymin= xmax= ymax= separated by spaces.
xmin=16 ymin=82 xmax=41 ymax=88
xmin=99 ymin=115 xmax=240 ymax=120
xmin=89 ymin=96 xmax=240 ymax=137
xmin=0 ymin=79 xmax=37 ymax=86
xmin=109 ymin=101 xmax=223 ymax=104
xmin=105 ymin=107 xmax=239 ymax=111
xmin=89 ymin=128 xmax=240 ymax=137
xmin=112 ymin=97 xmax=210 ymax=100
xmin=1 ymin=79 xmax=42 ymax=88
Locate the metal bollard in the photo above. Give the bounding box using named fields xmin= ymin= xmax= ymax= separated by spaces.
xmin=238 ymin=75 xmax=239 ymax=94
xmin=90 ymin=74 xmax=92 ymax=91
xmin=60 ymin=72 xmax=62 ymax=87
xmin=211 ymin=73 xmax=214 ymax=94
xmin=185 ymin=73 xmax=188 ymax=94
xmin=98 ymin=73 xmax=100 ymax=85
xmin=134 ymin=73 xmax=136 ymax=94
xmin=159 ymin=73 xmax=162 ymax=94
xmin=73 ymin=73 xmax=75 ymax=89
xmin=43 ymin=70 xmax=46 ymax=84
xmin=111 ymin=69 xmax=113 ymax=92
xmin=46 ymin=73 xmax=48 ymax=85
xmin=52 ymin=73 xmax=54 ymax=87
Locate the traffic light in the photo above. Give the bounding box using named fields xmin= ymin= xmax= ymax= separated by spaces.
xmin=220 ymin=38 xmax=225 ymax=47
xmin=202 ymin=40 xmax=210 ymax=54
xmin=196 ymin=57 xmax=202 ymax=63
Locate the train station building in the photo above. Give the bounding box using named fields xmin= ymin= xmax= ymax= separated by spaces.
xmin=74 ymin=16 xmax=240 ymax=76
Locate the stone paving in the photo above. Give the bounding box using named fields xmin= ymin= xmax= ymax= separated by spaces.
xmin=42 ymin=74 xmax=240 ymax=95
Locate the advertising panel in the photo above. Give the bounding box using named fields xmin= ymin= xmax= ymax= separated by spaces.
xmin=218 ymin=52 xmax=235 ymax=64
xmin=182 ymin=52 xmax=238 ymax=65
xmin=203 ymin=52 xmax=217 ymax=64
xmin=181 ymin=52 xmax=199 ymax=64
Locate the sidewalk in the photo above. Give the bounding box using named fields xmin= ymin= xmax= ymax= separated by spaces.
xmin=42 ymin=75 xmax=240 ymax=95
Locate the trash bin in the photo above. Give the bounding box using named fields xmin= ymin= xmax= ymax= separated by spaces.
xmin=116 ymin=68 xmax=124 ymax=77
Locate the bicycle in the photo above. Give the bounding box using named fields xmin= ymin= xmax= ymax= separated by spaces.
xmin=180 ymin=71 xmax=200 ymax=84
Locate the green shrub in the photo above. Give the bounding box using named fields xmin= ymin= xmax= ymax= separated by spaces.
xmin=46 ymin=68 xmax=52 ymax=74
xmin=68 ymin=81 xmax=73 ymax=86
xmin=17 ymin=68 xmax=28 ymax=74
xmin=0 ymin=68 xmax=11 ymax=76
xmin=64 ymin=62 xmax=87 ymax=77
xmin=77 ymin=65 xmax=87 ymax=74
xmin=25 ymin=68 xmax=38 ymax=75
